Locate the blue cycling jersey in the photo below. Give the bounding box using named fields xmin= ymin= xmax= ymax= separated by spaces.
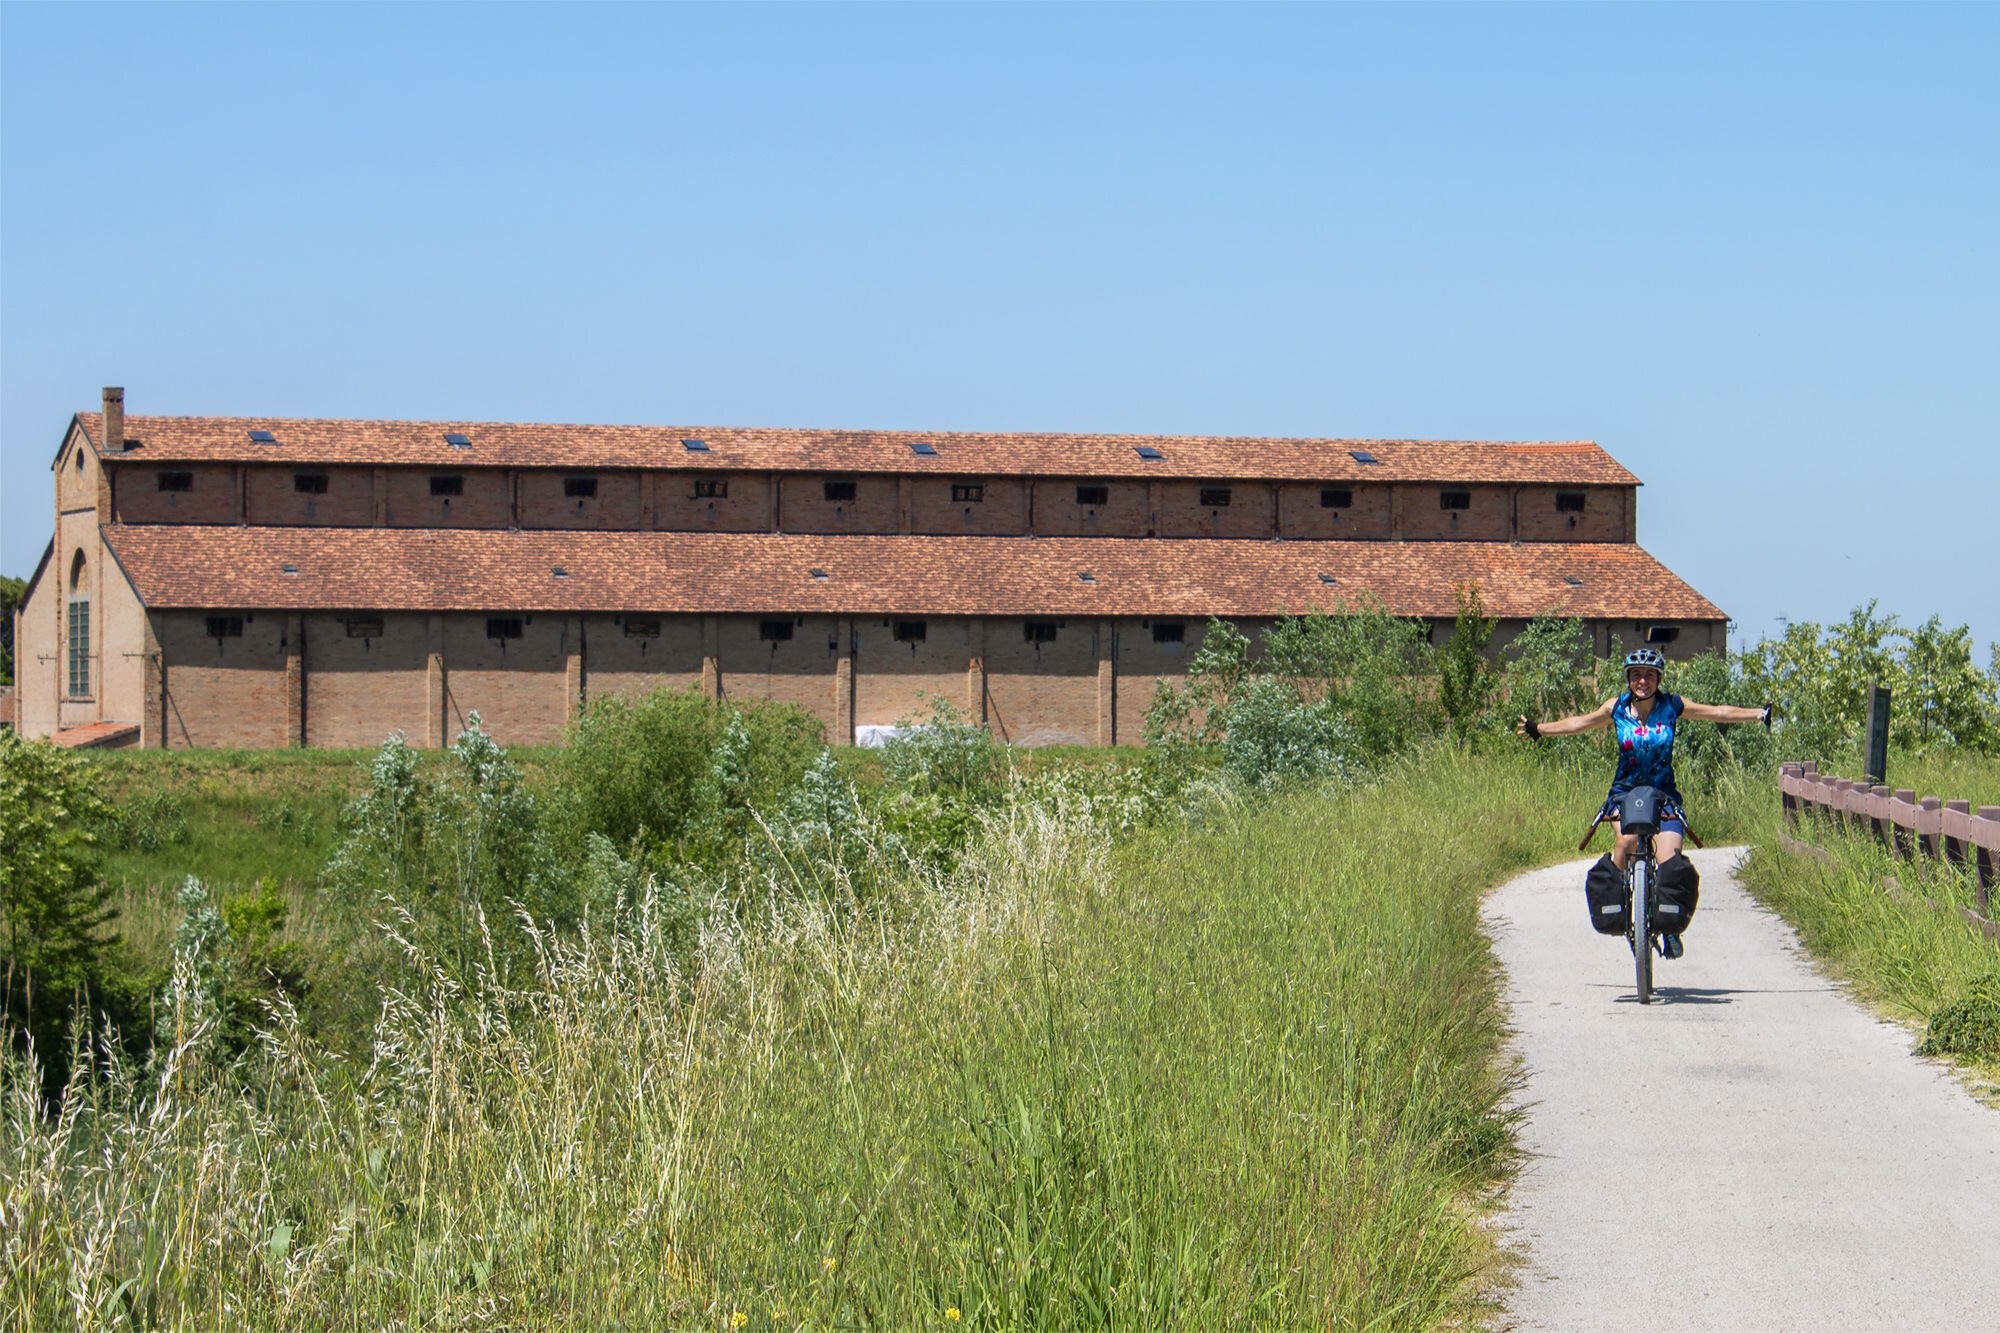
xmin=1608 ymin=691 xmax=1684 ymax=799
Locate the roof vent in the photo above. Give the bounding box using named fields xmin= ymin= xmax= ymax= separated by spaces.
xmin=249 ymin=429 xmax=279 ymax=445
xmin=1348 ymin=450 xmax=1379 ymax=465
xmin=1565 ymin=576 xmax=1585 ymax=587
xmin=1319 ymin=574 xmax=1339 ymax=585
xmin=1135 ymin=446 xmax=1165 ymax=460
xmin=281 ymin=562 xmax=299 ymax=575
xmin=911 ymin=441 xmax=938 ymax=457
xmin=444 ymin=432 xmax=472 ymax=449
xmin=683 ymin=438 xmax=710 ymax=453
xmin=552 ymin=566 xmax=570 ymax=579
xmin=809 ymin=567 xmax=829 ymax=580
xmin=1078 ymin=571 xmax=1096 ymax=583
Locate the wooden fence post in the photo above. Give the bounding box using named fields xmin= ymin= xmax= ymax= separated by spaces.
xmin=1977 ymin=808 xmax=2000 ymax=916
xmin=1917 ymin=796 xmax=1943 ymax=860
xmin=1943 ymin=799 xmax=1972 ymax=869
xmin=1891 ymin=789 xmax=1916 ymax=859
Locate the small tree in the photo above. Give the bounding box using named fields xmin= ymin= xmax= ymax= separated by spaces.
xmin=1438 ymin=583 xmax=1496 ymax=739
xmin=0 ymin=731 xmax=120 ymax=1095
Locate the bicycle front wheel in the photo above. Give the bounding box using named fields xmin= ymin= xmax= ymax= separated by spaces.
xmin=1632 ymin=858 xmax=1653 ymax=1005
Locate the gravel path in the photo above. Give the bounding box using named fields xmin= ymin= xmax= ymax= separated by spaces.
xmin=1482 ymin=846 xmax=2000 ymax=1332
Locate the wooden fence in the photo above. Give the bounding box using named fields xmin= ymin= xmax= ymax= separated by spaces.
xmin=1778 ymin=761 xmax=2000 ymax=926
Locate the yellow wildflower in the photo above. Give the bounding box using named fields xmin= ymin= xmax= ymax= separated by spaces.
xmin=946 ymin=1308 xmax=962 ymax=1323
xmin=731 ymin=1313 xmax=748 ymax=1330
xmin=823 ymin=1256 xmax=837 ymax=1272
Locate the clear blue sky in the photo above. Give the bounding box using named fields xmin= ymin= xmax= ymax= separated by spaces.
xmin=4 ymin=4 xmax=1994 ymax=660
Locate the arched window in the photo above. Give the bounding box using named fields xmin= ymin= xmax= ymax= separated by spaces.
xmin=67 ymin=550 xmax=90 ymax=698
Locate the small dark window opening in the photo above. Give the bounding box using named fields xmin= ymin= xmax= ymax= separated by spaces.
xmin=346 ymin=615 xmax=384 ymax=639
xmin=694 ymin=478 xmax=728 ymax=499
xmin=823 ymin=480 xmax=857 ymax=503
xmin=294 ymin=472 xmax=329 ymax=494
xmin=564 ymin=476 xmax=598 ymax=499
xmin=1556 ymin=491 xmax=1586 ymax=513
xmin=1440 ymin=490 xmax=1471 ymax=511
xmin=1076 ymin=485 xmax=1109 ymax=507
xmin=206 ymin=616 xmax=244 ymax=639
xmin=1321 ymin=487 xmax=1353 ymax=509
xmin=893 ymin=620 xmax=927 ymax=644
xmin=760 ymin=620 xmax=795 ymax=642
xmin=1200 ymin=486 xmax=1232 ymax=508
xmin=431 ymin=474 xmax=464 ymax=497
xmin=1152 ymin=622 xmax=1186 ymax=644
xmin=952 ymin=483 xmax=984 ymax=503
xmin=1024 ymin=621 xmax=1059 ymax=644
xmin=157 ymin=470 xmax=194 ymax=492
xmin=487 ymin=617 xmax=523 ymax=640
xmin=1645 ymin=625 xmax=1681 ymax=645
xmin=624 ymin=618 xmax=661 ymax=638
xmin=76 ymin=450 xmax=86 ymax=473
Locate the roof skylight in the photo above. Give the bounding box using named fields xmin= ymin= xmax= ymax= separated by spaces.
xmin=281 ymin=562 xmax=299 ymax=575
xmin=911 ymin=441 xmax=938 ymax=457
xmin=444 ymin=433 xmax=472 ymax=448
xmin=1319 ymin=574 xmax=1339 ymax=585
xmin=1135 ymin=446 xmax=1165 ymax=460
xmin=809 ymin=568 xmax=829 ymax=580
xmin=1565 ymin=576 xmax=1585 ymax=587
xmin=1348 ymin=450 xmax=1380 ymax=465
xmin=683 ymin=438 xmax=710 ymax=452
xmin=249 ymin=429 xmax=278 ymax=445
xmin=1078 ymin=572 xmax=1096 ymax=583
xmin=552 ymin=567 xmax=570 ymax=579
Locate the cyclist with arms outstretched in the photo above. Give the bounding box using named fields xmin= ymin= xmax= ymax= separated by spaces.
xmin=1515 ymin=647 xmax=1771 ymax=957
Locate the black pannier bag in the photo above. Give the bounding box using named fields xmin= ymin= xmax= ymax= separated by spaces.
xmin=1585 ymin=854 xmax=1629 ymax=935
xmin=1653 ymin=853 xmax=1700 ymax=933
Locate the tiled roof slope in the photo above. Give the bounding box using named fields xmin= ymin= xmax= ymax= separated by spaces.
xmin=104 ymin=526 xmax=1722 ymax=622
xmin=75 ymin=413 xmax=1642 ymax=485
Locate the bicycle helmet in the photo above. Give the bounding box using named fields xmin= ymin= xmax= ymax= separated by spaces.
xmin=1623 ymin=646 xmax=1667 ymax=678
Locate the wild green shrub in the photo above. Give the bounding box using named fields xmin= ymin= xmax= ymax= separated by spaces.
xmin=1218 ymin=676 xmax=1356 ymax=790
xmin=0 ymin=731 xmax=130 ymax=1098
xmin=113 ymin=787 xmax=191 ymax=853
xmin=1917 ymin=971 xmax=2000 ymax=1060
xmin=882 ymin=695 xmax=1004 ymax=802
xmin=1263 ymin=600 xmax=1437 ymax=761
xmin=324 ymin=717 xmax=555 ymax=985
xmin=1438 ymin=582 xmax=1497 ymax=739
xmin=549 ymin=687 xmax=823 ymax=872
xmin=1504 ymin=614 xmax=1594 ymax=723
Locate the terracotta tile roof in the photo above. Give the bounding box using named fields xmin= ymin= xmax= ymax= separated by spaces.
xmin=104 ymin=526 xmax=1723 ymax=622
xmin=75 ymin=413 xmax=1642 ymax=486
xmin=53 ymin=721 xmax=141 ymax=749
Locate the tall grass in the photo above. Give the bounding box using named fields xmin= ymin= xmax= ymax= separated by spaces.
xmin=5 ymin=745 xmax=1611 ymax=1331
xmin=1736 ymin=753 xmax=2000 ymax=1075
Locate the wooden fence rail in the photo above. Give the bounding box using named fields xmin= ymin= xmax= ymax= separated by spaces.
xmin=1778 ymin=761 xmax=2000 ymax=923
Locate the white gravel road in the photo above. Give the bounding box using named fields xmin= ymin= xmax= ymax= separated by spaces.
xmin=1483 ymin=846 xmax=2000 ymax=1333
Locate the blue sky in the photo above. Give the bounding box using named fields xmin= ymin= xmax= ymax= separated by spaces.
xmin=4 ymin=4 xmax=1994 ymax=660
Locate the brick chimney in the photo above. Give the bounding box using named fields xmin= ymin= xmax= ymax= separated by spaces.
xmin=102 ymin=386 xmax=125 ymax=453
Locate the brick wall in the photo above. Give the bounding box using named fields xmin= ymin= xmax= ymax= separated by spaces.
xmin=518 ymin=470 xmax=645 ymax=530
xmin=654 ymin=471 xmax=776 ymax=533
xmin=1394 ymin=483 xmax=1512 ymax=541
xmin=303 ymin=612 xmax=431 ymax=748
xmin=442 ymin=613 xmax=570 ymax=746
xmin=1153 ymin=480 xmax=1278 ymax=539
xmin=112 ymin=463 xmax=242 ymax=524
xmin=13 ymin=572 xmax=57 ymax=738
xmin=907 ymin=477 xmax=1030 ymax=536
xmin=159 ymin=611 xmax=290 ymax=748
xmin=245 ymin=465 xmax=377 ymax=527
xmin=1513 ymin=485 xmax=1629 ymax=544
xmin=581 ymin=614 xmax=707 ymax=703
xmin=384 ymin=468 xmax=514 ymax=529
xmin=852 ymin=616 xmax=978 ymax=730
xmin=1275 ymin=482 xmax=1394 ymax=540
xmin=777 ymin=475 xmax=900 ymax=534
xmin=1030 ymin=479 xmax=1152 ymax=538
xmin=57 ymin=433 xmax=99 ymax=515
xmin=983 ymin=617 xmax=1101 ymax=745
xmin=713 ymin=614 xmax=841 ymax=734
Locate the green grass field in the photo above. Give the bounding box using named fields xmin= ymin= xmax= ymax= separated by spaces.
xmin=8 ymin=742 xmax=1638 ymax=1331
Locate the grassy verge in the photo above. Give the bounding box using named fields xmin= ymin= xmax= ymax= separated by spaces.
xmin=10 ymin=743 xmax=1608 ymax=1331
xmin=1736 ymin=749 xmax=2000 ymax=1079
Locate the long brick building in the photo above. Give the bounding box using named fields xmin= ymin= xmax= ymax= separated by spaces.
xmin=11 ymin=389 xmax=1724 ymax=749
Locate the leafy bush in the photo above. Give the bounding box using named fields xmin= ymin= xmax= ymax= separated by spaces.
xmin=1219 ymin=676 xmax=1357 ymax=790
xmin=113 ymin=787 xmax=191 ymax=853
xmin=548 ymin=687 xmax=824 ymax=873
xmin=881 ymin=695 xmax=1004 ymax=802
xmin=1503 ymin=615 xmax=1595 ymax=723
xmin=1438 ymin=583 xmax=1497 ymax=739
xmin=1917 ymin=971 xmax=2000 ymax=1061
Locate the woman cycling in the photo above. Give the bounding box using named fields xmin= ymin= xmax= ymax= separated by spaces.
xmin=1515 ymin=646 xmax=1771 ymax=955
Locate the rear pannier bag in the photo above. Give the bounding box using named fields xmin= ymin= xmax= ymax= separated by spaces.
xmin=1585 ymin=854 xmax=1629 ymax=935
xmin=1653 ymin=853 xmax=1700 ymax=933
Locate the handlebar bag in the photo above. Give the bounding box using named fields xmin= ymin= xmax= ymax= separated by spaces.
xmin=1584 ymin=853 xmax=1630 ymax=935
xmin=1654 ymin=853 xmax=1701 ymax=932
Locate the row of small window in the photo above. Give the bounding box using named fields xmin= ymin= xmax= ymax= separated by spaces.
xmin=152 ymin=469 xmax=1592 ymax=515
